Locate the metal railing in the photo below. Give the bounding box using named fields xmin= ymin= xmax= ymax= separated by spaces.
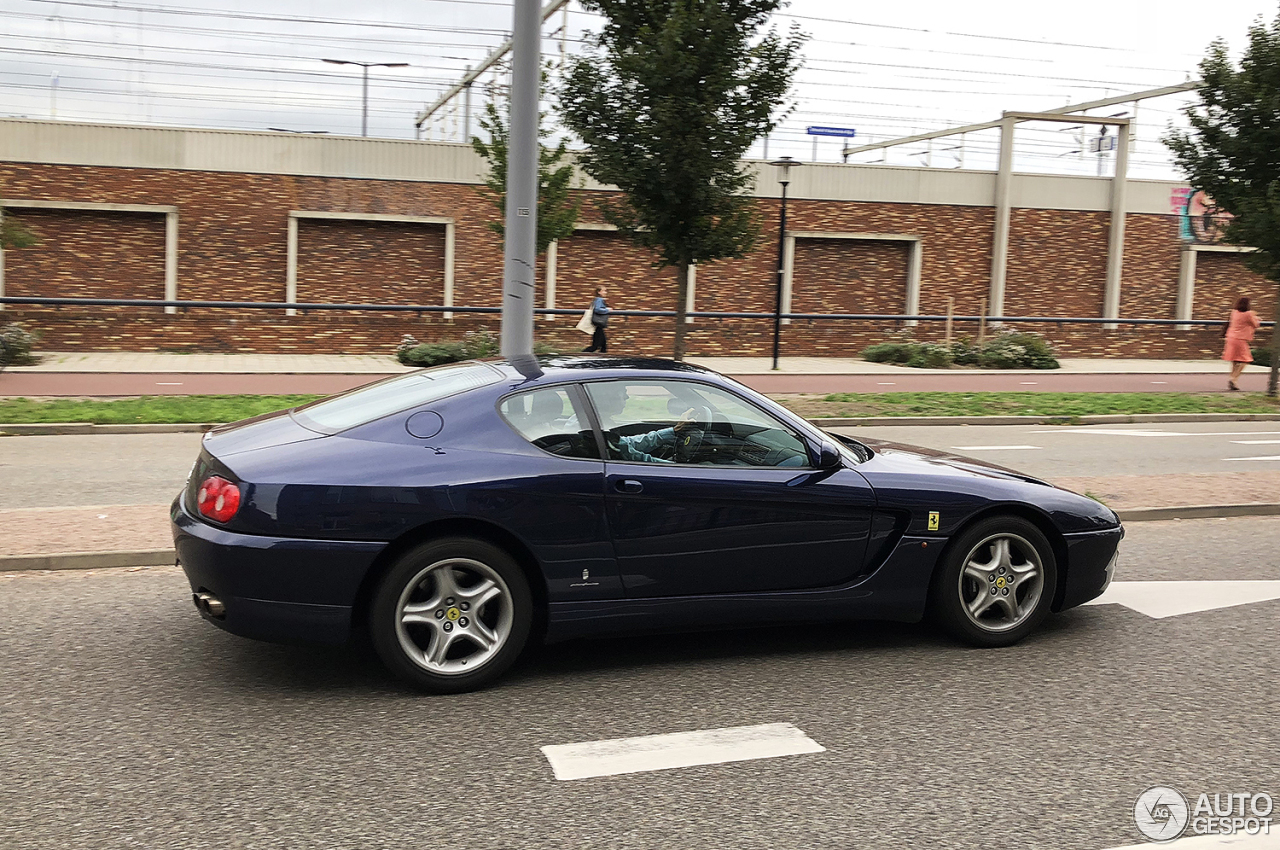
xmin=2 ymin=295 xmax=1272 ymax=327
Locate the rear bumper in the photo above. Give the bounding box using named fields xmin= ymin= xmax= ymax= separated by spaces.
xmin=171 ymin=496 xmax=385 ymax=645
xmin=1057 ymin=525 xmax=1124 ymax=611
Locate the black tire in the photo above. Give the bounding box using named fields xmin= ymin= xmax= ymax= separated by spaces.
xmin=928 ymin=515 xmax=1057 ymax=648
xmin=370 ymin=536 xmax=533 ymax=694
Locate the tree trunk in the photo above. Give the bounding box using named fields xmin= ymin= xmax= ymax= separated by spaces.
xmin=1269 ymin=285 xmax=1280 ymax=398
xmin=672 ymin=262 xmax=692 ymax=362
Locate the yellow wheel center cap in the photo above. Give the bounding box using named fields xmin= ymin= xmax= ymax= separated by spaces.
xmin=446 ymin=607 xmax=461 ymax=621
xmin=996 ymin=577 xmax=1006 ymax=588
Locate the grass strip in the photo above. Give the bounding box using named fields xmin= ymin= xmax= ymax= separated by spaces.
xmin=0 ymin=394 xmax=322 ymax=424
xmin=0 ymin=391 xmax=1277 ymax=425
xmin=785 ymin=391 xmax=1280 ymax=419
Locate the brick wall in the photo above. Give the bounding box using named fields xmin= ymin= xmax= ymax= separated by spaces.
xmin=1 ymin=160 xmax=1272 ymax=358
xmin=295 ymin=219 xmax=446 ymax=305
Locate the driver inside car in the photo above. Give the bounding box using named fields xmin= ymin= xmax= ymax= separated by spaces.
xmin=612 ymin=407 xmax=699 ymax=464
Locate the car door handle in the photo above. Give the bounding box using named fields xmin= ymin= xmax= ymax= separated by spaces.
xmin=615 ymin=479 xmax=643 ymax=494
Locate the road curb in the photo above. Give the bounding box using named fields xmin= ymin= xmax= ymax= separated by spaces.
xmin=0 ymin=423 xmax=215 ymax=436
xmin=811 ymin=412 xmax=1280 ymax=427
xmin=6 ymin=505 xmax=1280 ymax=571
xmin=4 ymin=411 xmax=1280 ymax=435
xmin=0 ymin=549 xmax=176 ymax=572
xmin=1116 ymin=503 xmax=1280 ymax=522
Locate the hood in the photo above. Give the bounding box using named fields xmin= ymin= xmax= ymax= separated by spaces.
xmin=203 ymin=407 xmax=325 ymax=458
xmin=852 ymin=436 xmax=1053 ymax=487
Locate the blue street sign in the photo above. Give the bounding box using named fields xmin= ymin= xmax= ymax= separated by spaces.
xmin=806 ymin=126 xmax=857 ymax=138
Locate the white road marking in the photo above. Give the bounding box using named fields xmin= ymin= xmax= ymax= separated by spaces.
xmin=876 ymin=382 xmax=896 ymax=385
xmin=155 ymin=382 xmax=184 ymax=386
xmin=1104 ymin=830 xmax=1280 ymax=849
xmin=540 ymin=723 xmax=825 ymax=781
xmin=1033 ymin=429 xmax=1280 ymax=437
xmin=951 ymin=445 xmax=1041 ymax=451
xmin=1019 ymin=381 xmax=1038 ymax=385
xmin=1150 ymin=380 xmax=1168 ymax=384
xmin=1083 ymin=580 xmax=1280 ymax=619
xmin=1224 ymin=455 xmax=1280 ymax=461
xmin=1232 ymin=440 xmax=1280 ymax=444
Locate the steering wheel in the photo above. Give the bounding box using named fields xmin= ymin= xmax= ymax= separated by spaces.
xmin=673 ymin=404 xmax=711 ymax=463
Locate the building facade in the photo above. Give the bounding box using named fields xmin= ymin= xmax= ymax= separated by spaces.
xmin=0 ymin=118 xmax=1271 ymax=357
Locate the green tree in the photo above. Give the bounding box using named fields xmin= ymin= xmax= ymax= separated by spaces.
xmin=1 ymin=211 xmax=37 ymax=250
xmin=558 ymin=0 xmax=804 ymax=360
xmin=471 ymin=93 xmax=581 ymax=257
xmin=1166 ymin=13 xmax=1280 ymax=397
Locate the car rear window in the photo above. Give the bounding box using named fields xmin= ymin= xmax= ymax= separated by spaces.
xmin=291 ymin=362 xmax=502 ymax=434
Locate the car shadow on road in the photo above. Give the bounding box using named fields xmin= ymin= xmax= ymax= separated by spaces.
xmin=197 ymin=609 xmax=1100 ymax=697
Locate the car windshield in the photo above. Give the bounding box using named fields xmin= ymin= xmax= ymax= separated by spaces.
xmin=291 ymin=361 xmax=502 ymax=434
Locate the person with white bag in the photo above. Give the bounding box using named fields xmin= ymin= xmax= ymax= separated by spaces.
xmin=578 ymin=285 xmax=611 ymax=353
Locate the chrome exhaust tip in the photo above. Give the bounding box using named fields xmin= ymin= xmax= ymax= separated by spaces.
xmin=193 ymin=591 xmax=226 ymax=619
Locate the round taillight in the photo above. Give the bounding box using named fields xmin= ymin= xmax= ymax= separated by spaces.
xmin=196 ymin=475 xmax=241 ymax=523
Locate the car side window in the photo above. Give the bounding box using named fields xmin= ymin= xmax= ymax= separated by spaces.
xmin=584 ymin=380 xmax=811 ymax=468
xmin=498 ymin=387 xmax=600 ymax=459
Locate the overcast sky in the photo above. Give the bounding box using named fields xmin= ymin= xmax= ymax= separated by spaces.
xmin=1 ymin=0 xmax=1276 ymax=180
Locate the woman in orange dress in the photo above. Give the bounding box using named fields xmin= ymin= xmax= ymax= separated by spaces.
xmin=1222 ymin=296 xmax=1261 ymax=391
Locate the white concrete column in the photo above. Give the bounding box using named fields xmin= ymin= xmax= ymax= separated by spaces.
xmin=543 ymin=239 xmax=556 ymax=320
xmin=1176 ymin=246 xmax=1196 ymax=330
xmin=285 ymin=214 xmax=298 ymax=317
xmin=164 ymin=210 xmax=179 ymax=315
xmin=443 ymin=221 xmax=456 ymax=320
xmin=988 ymin=115 xmax=1016 ymax=321
xmin=1103 ymin=123 xmax=1130 ymax=330
xmin=0 ymin=208 xmax=6 ymax=312
xmin=905 ymin=239 xmax=922 ymax=327
xmin=686 ymin=261 xmax=696 ymax=323
xmin=780 ymin=233 xmax=796 ymax=325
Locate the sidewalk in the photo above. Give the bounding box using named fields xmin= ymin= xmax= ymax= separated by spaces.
xmin=4 ymin=474 xmax=1278 ymax=571
xmin=7 ymin=351 xmax=1272 ymax=375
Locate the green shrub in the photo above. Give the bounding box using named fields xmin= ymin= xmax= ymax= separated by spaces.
xmin=978 ymin=331 xmax=1059 ymax=369
xmin=859 ymin=331 xmax=1058 ymax=369
xmin=1253 ymin=346 xmax=1273 ymax=368
xmin=395 ymin=327 xmax=558 ymax=367
xmin=860 ymin=342 xmax=915 ymax=364
xmin=0 ymin=322 xmax=39 ymax=369
xmin=905 ymin=343 xmax=954 ymax=368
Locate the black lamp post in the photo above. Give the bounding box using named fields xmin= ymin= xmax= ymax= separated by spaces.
xmin=322 ymin=59 xmax=410 ymax=137
xmin=768 ymin=156 xmax=801 ymax=370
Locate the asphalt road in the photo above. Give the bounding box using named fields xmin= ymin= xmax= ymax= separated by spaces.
xmin=0 ymin=368 xmax=1272 ymax=397
xmin=830 ymin=420 xmax=1280 ymax=478
xmin=3 ymin=423 xmax=1278 ymax=510
xmin=0 ymin=433 xmax=202 ymax=509
xmin=1 ymin=517 xmax=1277 ymax=850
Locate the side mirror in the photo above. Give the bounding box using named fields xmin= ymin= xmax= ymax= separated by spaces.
xmin=816 ymin=439 xmax=842 ymax=470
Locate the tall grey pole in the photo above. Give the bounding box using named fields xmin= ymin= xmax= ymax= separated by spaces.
xmin=771 ymin=180 xmax=789 ymax=371
xmin=500 ymin=0 xmax=541 ymax=376
xmin=361 ymin=65 xmax=369 ymax=137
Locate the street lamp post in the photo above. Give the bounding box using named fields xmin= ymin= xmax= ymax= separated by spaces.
xmin=768 ymin=156 xmax=801 ymax=370
xmin=322 ymin=59 xmax=409 ymax=137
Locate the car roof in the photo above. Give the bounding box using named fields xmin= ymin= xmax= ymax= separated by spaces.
xmin=484 ymin=355 xmax=723 ymax=385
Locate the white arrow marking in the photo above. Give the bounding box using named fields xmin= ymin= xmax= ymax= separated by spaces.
xmin=541 ymin=723 xmax=824 ymax=781
xmin=1084 ymin=580 xmax=1280 ymax=619
xmin=1104 ymin=829 xmax=1280 ymax=849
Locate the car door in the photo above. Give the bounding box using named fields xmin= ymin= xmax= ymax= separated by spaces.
xmin=582 ymin=378 xmax=875 ymax=598
xmin=494 ymin=383 xmax=618 ymax=601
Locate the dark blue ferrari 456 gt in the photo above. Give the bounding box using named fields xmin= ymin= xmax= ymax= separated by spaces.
xmin=173 ymin=356 xmax=1122 ymax=693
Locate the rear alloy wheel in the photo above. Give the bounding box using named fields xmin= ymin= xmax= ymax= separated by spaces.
xmin=371 ymin=537 xmax=532 ymax=693
xmin=929 ymin=516 xmax=1057 ymax=648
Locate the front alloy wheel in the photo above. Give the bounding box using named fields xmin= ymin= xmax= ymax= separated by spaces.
xmin=930 ymin=516 xmax=1057 ymax=647
xmin=371 ymin=537 xmax=532 ymax=693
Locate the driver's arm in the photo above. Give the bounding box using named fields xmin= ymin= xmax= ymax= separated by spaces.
xmin=616 ymin=427 xmax=677 ymax=463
